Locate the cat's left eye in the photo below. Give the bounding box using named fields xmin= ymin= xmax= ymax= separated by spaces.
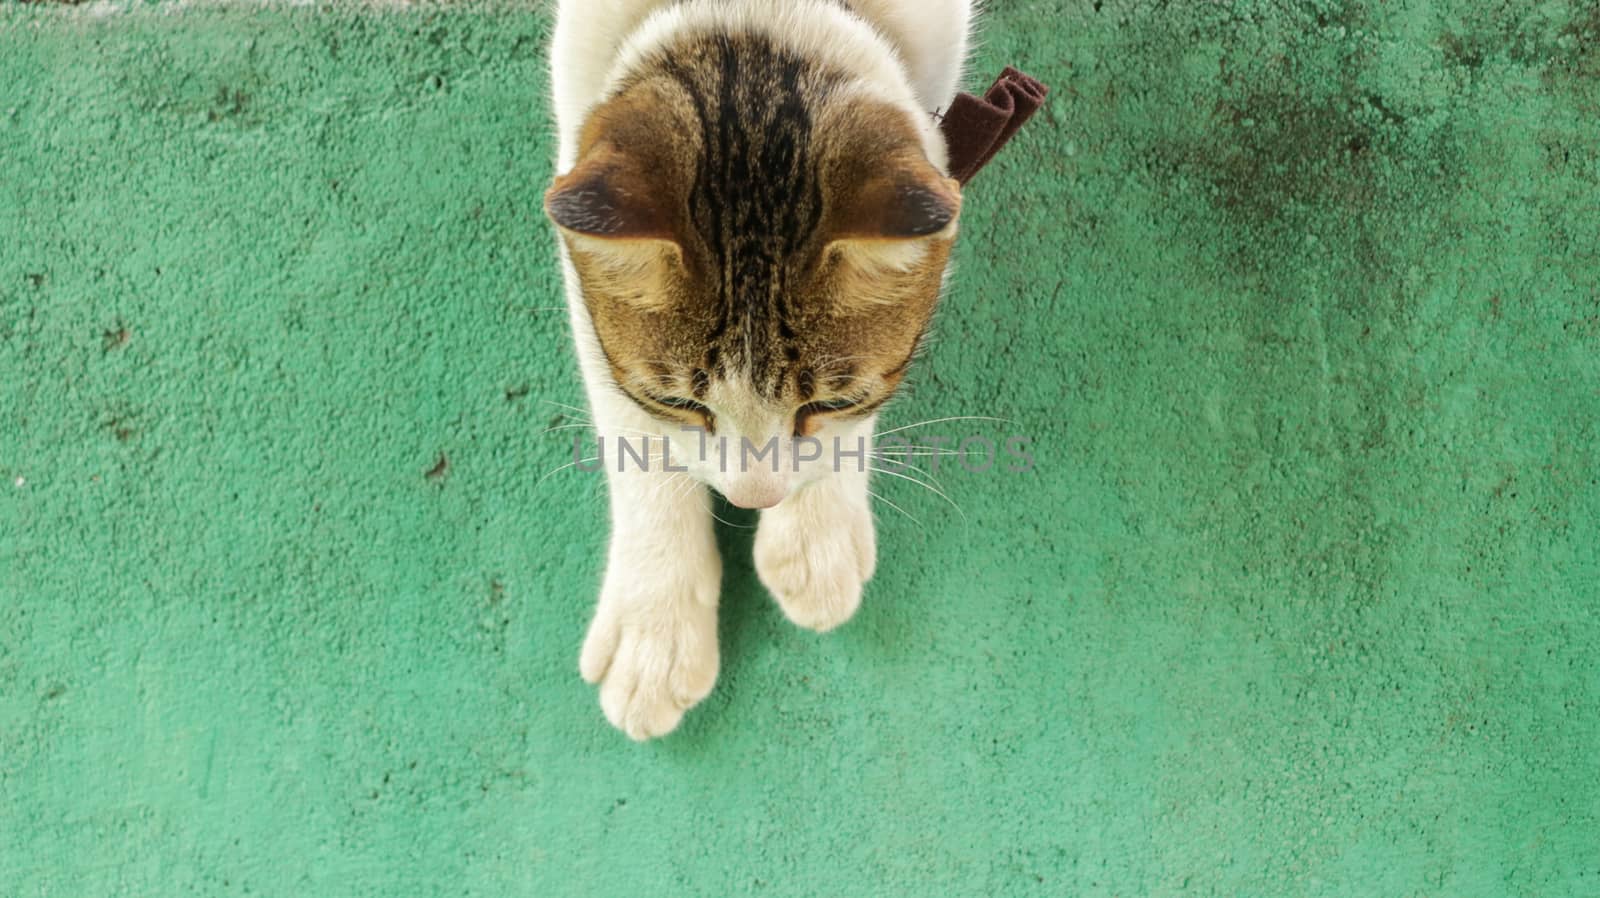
xmin=805 ymin=397 xmax=861 ymax=413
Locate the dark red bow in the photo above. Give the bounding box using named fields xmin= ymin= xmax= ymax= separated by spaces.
xmin=939 ymin=67 xmax=1049 ymax=185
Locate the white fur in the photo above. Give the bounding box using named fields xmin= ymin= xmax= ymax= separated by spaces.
xmin=551 ymin=0 xmax=972 ymax=740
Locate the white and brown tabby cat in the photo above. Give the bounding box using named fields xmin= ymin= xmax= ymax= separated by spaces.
xmin=546 ymin=0 xmax=973 ymax=739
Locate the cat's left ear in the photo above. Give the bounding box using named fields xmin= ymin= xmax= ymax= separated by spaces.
xmin=544 ymin=141 xmax=677 ymax=243
xmin=827 ymin=149 xmax=962 ymax=243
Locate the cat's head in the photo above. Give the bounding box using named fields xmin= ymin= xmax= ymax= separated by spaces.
xmin=546 ymin=33 xmax=958 ymax=508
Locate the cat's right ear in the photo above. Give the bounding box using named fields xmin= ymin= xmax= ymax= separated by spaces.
xmin=544 ymin=142 xmax=676 ymax=244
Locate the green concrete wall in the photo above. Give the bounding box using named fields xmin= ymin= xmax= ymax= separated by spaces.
xmin=2 ymin=2 xmax=1597 ymax=895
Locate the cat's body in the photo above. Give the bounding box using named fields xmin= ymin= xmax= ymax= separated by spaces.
xmin=547 ymin=0 xmax=973 ymax=739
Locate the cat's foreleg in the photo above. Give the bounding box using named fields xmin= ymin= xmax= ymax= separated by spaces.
xmin=579 ymin=426 xmax=722 ymax=740
xmin=753 ymin=433 xmax=878 ymax=632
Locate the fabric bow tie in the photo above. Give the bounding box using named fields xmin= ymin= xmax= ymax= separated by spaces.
xmin=939 ymin=66 xmax=1050 ymax=185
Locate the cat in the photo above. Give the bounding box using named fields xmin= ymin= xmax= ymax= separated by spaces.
xmin=546 ymin=0 xmax=973 ymax=739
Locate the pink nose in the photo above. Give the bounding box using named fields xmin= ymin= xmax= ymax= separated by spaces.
xmin=722 ymin=478 xmax=787 ymax=509
xmin=726 ymin=492 xmax=784 ymax=510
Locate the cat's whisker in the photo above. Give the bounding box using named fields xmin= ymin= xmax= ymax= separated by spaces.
xmin=872 ymin=439 xmax=980 ymax=450
xmin=869 ymin=465 xmax=966 ymax=521
xmin=541 ymin=400 xmax=594 ymax=418
xmin=811 ymin=353 xmax=871 ymax=375
xmin=648 ymin=471 xmax=689 ymax=503
xmin=707 ymin=506 xmax=758 ymax=529
xmin=875 ymin=415 xmax=1017 ymax=437
xmin=587 ymin=427 xmax=667 ymax=442
xmin=869 ymin=451 xmax=986 ymax=493
xmin=613 ymin=362 xmax=696 ymax=393
xmin=548 ymin=442 xmax=690 ymax=490
xmin=670 ymin=474 xmax=703 ymax=505
xmin=867 ymin=488 xmax=922 ymax=527
xmin=870 ymin=448 xmax=981 ymax=458
xmin=547 ymin=412 xmax=596 ymax=423
xmin=872 ymin=454 xmax=960 ymax=503
xmin=616 ymin=373 xmax=678 ymax=392
xmin=538 ymin=456 xmax=602 ymax=487
xmin=655 ymin=471 xmax=715 ymax=514
xmin=542 ymin=422 xmax=599 ymax=435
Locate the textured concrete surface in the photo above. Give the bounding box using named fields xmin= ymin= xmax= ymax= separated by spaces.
xmin=2 ymin=2 xmax=1598 ymax=895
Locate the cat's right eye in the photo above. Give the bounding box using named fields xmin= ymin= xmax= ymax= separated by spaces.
xmin=650 ymin=394 xmax=709 ymax=414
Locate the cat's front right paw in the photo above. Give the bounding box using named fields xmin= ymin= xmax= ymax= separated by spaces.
xmin=579 ymin=562 xmax=720 ymax=741
xmin=754 ymin=483 xmax=877 ymax=633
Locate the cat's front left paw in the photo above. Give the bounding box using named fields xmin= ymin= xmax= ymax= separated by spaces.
xmin=754 ymin=484 xmax=877 ymax=632
xmin=580 ymin=560 xmax=720 ymax=741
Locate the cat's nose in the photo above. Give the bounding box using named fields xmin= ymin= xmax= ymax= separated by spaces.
xmin=721 ymin=472 xmax=788 ymax=509
xmin=727 ymin=493 xmax=783 ymax=510
xmin=723 ymin=485 xmax=785 ymax=509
